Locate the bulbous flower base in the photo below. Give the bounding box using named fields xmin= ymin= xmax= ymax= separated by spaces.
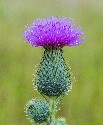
xmin=34 ymin=47 xmax=72 ymax=96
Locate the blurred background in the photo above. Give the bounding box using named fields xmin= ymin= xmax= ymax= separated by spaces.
xmin=0 ymin=0 xmax=103 ymax=125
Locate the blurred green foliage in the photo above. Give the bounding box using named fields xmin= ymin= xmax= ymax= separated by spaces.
xmin=0 ymin=0 xmax=103 ymax=125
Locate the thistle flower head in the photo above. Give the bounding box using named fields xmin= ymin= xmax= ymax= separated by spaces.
xmin=25 ymin=99 xmax=49 ymax=124
xmin=23 ymin=16 xmax=85 ymax=47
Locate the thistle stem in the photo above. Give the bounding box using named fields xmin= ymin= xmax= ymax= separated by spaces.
xmin=49 ymin=97 xmax=57 ymax=125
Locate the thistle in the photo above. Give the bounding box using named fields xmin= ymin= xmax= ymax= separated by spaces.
xmin=25 ymin=99 xmax=49 ymax=123
xmin=23 ymin=16 xmax=85 ymax=125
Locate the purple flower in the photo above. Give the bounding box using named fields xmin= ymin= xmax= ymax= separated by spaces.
xmin=23 ymin=17 xmax=85 ymax=47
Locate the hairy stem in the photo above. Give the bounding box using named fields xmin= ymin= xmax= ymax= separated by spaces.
xmin=49 ymin=97 xmax=57 ymax=125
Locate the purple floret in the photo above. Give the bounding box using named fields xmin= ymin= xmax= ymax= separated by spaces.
xmin=23 ymin=17 xmax=85 ymax=47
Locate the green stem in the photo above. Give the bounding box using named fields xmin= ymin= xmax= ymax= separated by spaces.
xmin=49 ymin=97 xmax=57 ymax=125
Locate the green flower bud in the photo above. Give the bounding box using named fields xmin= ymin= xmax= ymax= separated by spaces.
xmin=56 ymin=118 xmax=67 ymax=125
xmin=25 ymin=99 xmax=49 ymax=124
xmin=34 ymin=47 xmax=72 ymax=96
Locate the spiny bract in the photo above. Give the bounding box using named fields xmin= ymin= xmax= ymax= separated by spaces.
xmin=25 ymin=99 xmax=49 ymax=124
xmin=34 ymin=47 xmax=72 ymax=96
